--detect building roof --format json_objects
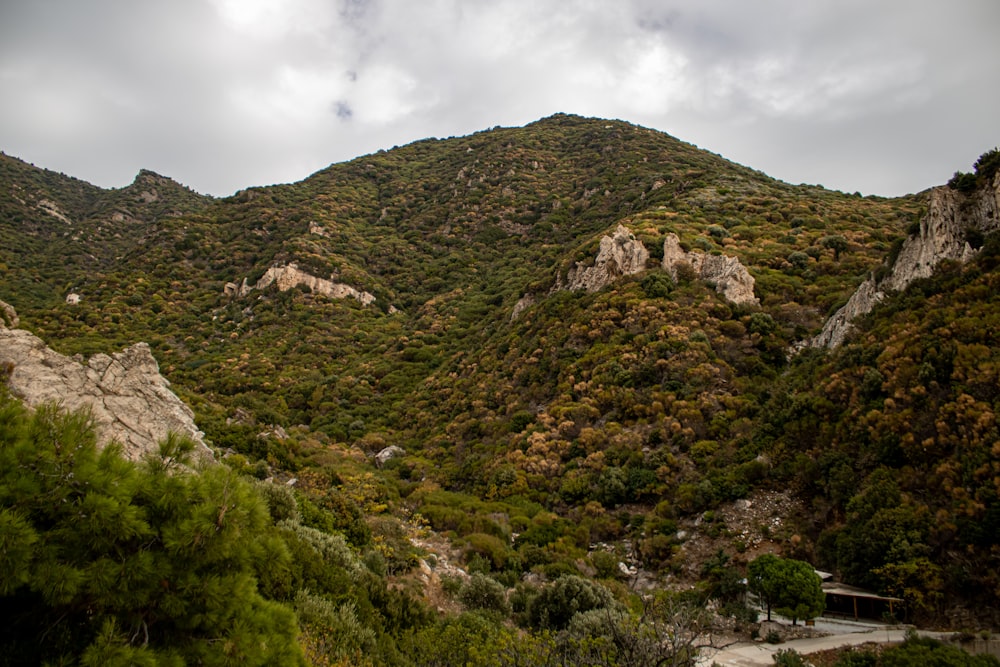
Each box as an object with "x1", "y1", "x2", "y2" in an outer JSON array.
[{"x1": 822, "y1": 582, "x2": 903, "y2": 602}]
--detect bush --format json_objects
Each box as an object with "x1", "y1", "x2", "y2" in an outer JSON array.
[
  {"x1": 462, "y1": 533, "x2": 511, "y2": 571},
  {"x1": 948, "y1": 171, "x2": 978, "y2": 193},
  {"x1": 773, "y1": 648, "x2": 807, "y2": 666},
  {"x1": 459, "y1": 573, "x2": 510, "y2": 615},
  {"x1": 528, "y1": 575, "x2": 614, "y2": 630}
]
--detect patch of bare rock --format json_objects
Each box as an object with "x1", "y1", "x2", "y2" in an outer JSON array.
[{"x1": 0, "y1": 300, "x2": 212, "y2": 462}]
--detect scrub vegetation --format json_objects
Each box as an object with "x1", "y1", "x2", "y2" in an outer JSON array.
[{"x1": 1, "y1": 117, "x2": 998, "y2": 664}]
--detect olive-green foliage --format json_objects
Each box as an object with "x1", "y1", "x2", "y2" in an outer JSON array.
[
  {"x1": 528, "y1": 575, "x2": 615, "y2": 630},
  {"x1": 459, "y1": 573, "x2": 511, "y2": 615},
  {"x1": 6, "y1": 117, "x2": 997, "y2": 624},
  {"x1": 0, "y1": 392, "x2": 305, "y2": 666},
  {"x1": 762, "y1": 240, "x2": 1000, "y2": 620},
  {"x1": 773, "y1": 648, "x2": 810, "y2": 667},
  {"x1": 747, "y1": 555, "x2": 824, "y2": 624},
  {"x1": 833, "y1": 635, "x2": 1000, "y2": 667},
  {"x1": 294, "y1": 590, "x2": 377, "y2": 664}
]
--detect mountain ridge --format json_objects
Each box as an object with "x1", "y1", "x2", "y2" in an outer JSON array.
[{"x1": 1, "y1": 117, "x2": 998, "y2": 629}]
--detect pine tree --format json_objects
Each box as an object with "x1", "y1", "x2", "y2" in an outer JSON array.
[{"x1": 0, "y1": 389, "x2": 306, "y2": 665}]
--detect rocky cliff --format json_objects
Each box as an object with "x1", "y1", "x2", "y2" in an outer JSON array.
[
  {"x1": 0, "y1": 302, "x2": 212, "y2": 462},
  {"x1": 661, "y1": 233, "x2": 758, "y2": 306},
  {"x1": 557, "y1": 224, "x2": 650, "y2": 292},
  {"x1": 806, "y1": 172, "x2": 1000, "y2": 348},
  {"x1": 226, "y1": 263, "x2": 376, "y2": 306}
]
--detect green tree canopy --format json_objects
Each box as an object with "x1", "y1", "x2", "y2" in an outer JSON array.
[
  {"x1": 0, "y1": 391, "x2": 305, "y2": 666},
  {"x1": 747, "y1": 554, "x2": 825, "y2": 625},
  {"x1": 528, "y1": 575, "x2": 615, "y2": 630}
]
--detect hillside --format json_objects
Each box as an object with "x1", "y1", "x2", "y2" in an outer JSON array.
[{"x1": 2, "y1": 115, "x2": 999, "y2": 647}]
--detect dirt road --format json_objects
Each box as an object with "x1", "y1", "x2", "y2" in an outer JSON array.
[{"x1": 699, "y1": 620, "x2": 946, "y2": 666}]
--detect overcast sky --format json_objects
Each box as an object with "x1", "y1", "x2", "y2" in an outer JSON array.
[{"x1": 1, "y1": 0, "x2": 997, "y2": 198}]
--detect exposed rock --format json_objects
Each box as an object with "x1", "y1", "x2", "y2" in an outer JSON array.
[
  {"x1": 308, "y1": 222, "x2": 329, "y2": 237},
  {"x1": 258, "y1": 425, "x2": 288, "y2": 441},
  {"x1": 661, "y1": 233, "x2": 759, "y2": 306},
  {"x1": 558, "y1": 224, "x2": 650, "y2": 292},
  {"x1": 510, "y1": 294, "x2": 535, "y2": 322},
  {"x1": 37, "y1": 198, "x2": 72, "y2": 224},
  {"x1": 804, "y1": 172, "x2": 1000, "y2": 349},
  {"x1": 0, "y1": 310, "x2": 212, "y2": 462},
  {"x1": 375, "y1": 445, "x2": 405, "y2": 467},
  {"x1": 232, "y1": 263, "x2": 376, "y2": 306},
  {"x1": 0, "y1": 299, "x2": 18, "y2": 328}
]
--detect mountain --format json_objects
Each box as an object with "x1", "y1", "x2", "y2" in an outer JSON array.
[{"x1": 1, "y1": 116, "x2": 998, "y2": 634}]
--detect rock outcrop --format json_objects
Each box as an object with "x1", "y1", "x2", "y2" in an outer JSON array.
[
  {"x1": 374, "y1": 445, "x2": 405, "y2": 468},
  {"x1": 558, "y1": 225, "x2": 650, "y2": 292},
  {"x1": 661, "y1": 233, "x2": 758, "y2": 306},
  {"x1": 805, "y1": 172, "x2": 1000, "y2": 349},
  {"x1": 0, "y1": 303, "x2": 212, "y2": 462},
  {"x1": 226, "y1": 263, "x2": 376, "y2": 306},
  {"x1": 0, "y1": 300, "x2": 17, "y2": 329},
  {"x1": 510, "y1": 294, "x2": 535, "y2": 322}
]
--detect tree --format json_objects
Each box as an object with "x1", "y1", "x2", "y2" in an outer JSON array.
[
  {"x1": 0, "y1": 392, "x2": 306, "y2": 665},
  {"x1": 747, "y1": 554, "x2": 784, "y2": 622},
  {"x1": 562, "y1": 592, "x2": 733, "y2": 667},
  {"x1": 773, "y1": 559, "x2": 826, "y2": 625},
  {"x1": 821, "y1": 235, "x2": 849, "y2": 261},
  {"x1": 747, "y1": 555, "x2": 824, "y2": 625}
]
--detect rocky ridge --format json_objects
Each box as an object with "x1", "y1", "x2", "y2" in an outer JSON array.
[
  {"x1": 806, "y1": 172, "x2": 1000, "y2": 348},
  {"x1": 0, "y1": 301, "x2": 212, "y2": 462},
  {"x1": 514, "y1": 224, "x2": 759, "y2": 320},
  {"x1": 226, "y1": 263, "x2": 376, "y2": 306},
  {"x1": 661, "y1": 233, "x2": 759, "y2": 306},
  {"x1": 557, "y1": 224, "x2": 650, "y2": 292}
]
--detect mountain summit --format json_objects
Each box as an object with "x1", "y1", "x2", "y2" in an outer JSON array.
[{"x1": 2, "y1": 119, "x2": 999, "y2": 631}]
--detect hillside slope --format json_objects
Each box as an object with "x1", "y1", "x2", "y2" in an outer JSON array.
[{"x1": 1, "y1": 116, "x2": 997, "y2": 623}]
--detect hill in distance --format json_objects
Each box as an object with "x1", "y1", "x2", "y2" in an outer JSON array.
[{"x1": 2, "y1": 114, "x2": 999, "y2": 638}]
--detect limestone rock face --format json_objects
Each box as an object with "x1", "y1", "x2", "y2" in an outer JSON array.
[
  {"x1": 0, "y1": 313, "x2": 211, "y2": 462},
  {"x1": 805, "y1": 172, "x2": 1000, "y2": 349},
  {"x1": 510, "y1": 294, "x2": 535, "y2": 322},
  {"x1": 661, "y1": 234, "x2": 758, "y2": 306},
  {"x1": 374, "y1": 445, "x2": 405, "y2": 468},
  {"x1": 561, "y1": 225, "x2": 649, "y2": 292},
  {"x1": 806, "y1": 279, "x2": 885, "y2": 349},
  {"x1": 0, "y1": 300, "x2": 17, "y2": 329},
  {"x1": 233, "y1": 263, "x2": 376, "y2": 306}
]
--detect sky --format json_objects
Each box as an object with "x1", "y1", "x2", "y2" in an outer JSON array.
[{"x1": 1, "y1": 0, "x2": 998, "y2": 198}]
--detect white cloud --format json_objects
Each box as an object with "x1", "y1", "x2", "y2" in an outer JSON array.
[{"x1": 0, "y1": 0, "x2": 997, "y2": 196}]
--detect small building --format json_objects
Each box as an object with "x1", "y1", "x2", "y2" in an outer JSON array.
[{"x1": 823, "y1": 582, "x2": 903, "y2": 621}]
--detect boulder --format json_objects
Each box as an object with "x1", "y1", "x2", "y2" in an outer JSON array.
[
  {"x1": 560, "y1": 225, "x2": 650, "y2": 292},
  {"x1": 0, "y1": 308, "x2": 212, "y2": 462},
  {"x1": 662, "y1": 233, "x2": 758, "y2": 306},
  {"x1": 232, "y1": 262, "x2": 376, "y2": 306},
  {"x1": 375, "y1": 445, "x2": 405, "y2": 467}
]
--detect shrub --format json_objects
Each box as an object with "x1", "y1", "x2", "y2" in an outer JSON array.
[
  {"x1": 528, "y1": 575, "x2": 614, "y2": 630},
  {"x1": 773, "y1": 648, "x2": 807, "y2": 666},
  {"x1": 462, "y1": 533, "x2": 511, "y2": 571},
  {"x1": 459, "y1": 573, "x2": 510, "y2": 615}
]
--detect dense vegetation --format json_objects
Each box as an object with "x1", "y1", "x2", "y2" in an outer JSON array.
[{"x1": 1, "y1": 116, "x2": 999, "y2": 661}]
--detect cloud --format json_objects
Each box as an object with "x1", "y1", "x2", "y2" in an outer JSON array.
[{"x1": 0, "y1": 0, "x2": 997, "y2": 196}]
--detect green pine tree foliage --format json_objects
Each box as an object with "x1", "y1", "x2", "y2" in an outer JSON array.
[
  {"x1": 747, "y1": 554, "x2": 824, "y2": 624},
  {"x1": 0, "y1": 389, "x2": 306, "y2": 666}
]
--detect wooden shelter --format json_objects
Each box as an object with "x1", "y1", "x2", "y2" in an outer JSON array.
[{"x1": 822, "y1": 582, "x2": 904, "y2": 621}]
